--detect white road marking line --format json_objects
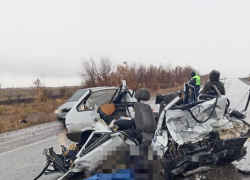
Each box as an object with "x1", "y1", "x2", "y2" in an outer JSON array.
[{"x1": 0, "y1": 133, "x2": 65, "y2": 157}]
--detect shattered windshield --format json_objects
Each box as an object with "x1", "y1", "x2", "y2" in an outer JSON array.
[{"x1": 67, "y1": 90, "x2": 87, "y2": 102}]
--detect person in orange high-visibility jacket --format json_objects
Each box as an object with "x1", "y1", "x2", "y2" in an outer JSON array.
[{"x1": 189, "y1": 70, "x2": 201, "y2": 102}]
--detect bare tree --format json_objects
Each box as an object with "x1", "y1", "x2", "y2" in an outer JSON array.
[
  {"x1": 98, "y1": 57, "x2": 113, "y2": 86},
  {"x1": 32, "y1": 78, "x2": 48, "y2": 102},
  {"x1": 33, "y1": 79, "x2": 42, "y2": 88},
  {"x1": 79, "y1": 57, "x2": 206, "y2": 92},
  {"x1": 80, "y1": 58, "x2": 98, "y2": 87}
]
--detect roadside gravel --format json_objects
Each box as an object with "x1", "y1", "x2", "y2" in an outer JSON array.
[{"x1": 0, "y1": 120, "x2": 66, "y2": 154}]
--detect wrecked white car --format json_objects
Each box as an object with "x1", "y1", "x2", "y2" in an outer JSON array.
[
  {"x1": 64, "y1": 80, "x2": 139, "y2": 143},
  {"x1": 35, "y1": 83, "x2": 250, "y2": 180}
]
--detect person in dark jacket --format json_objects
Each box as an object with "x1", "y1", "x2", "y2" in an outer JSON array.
[
  {"x1": 188, "y1": 70, "x2": 201, "y2": 102},
  {"x1": 201, "y1": 70, "x2": 225, "y2": 95}
]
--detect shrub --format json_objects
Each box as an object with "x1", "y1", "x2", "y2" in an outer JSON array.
[{"x1": 80, "y1": 58, "x2": 205, "y2": 92}]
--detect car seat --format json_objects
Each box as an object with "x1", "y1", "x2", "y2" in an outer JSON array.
[
  {"x1": 134, "y1": 88, "x2": 157, "y2": 146},
  {"x1": 98, "y1": 103, "x2": 127, "y2": 125}
]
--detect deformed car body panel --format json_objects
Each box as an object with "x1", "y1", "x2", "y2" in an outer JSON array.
[
  {"x1": 161, "y1": 135, "x2": 248, "y2": 180},
  {"x1": 165, "y1": 96, "x2": 228, "y2": 144}
]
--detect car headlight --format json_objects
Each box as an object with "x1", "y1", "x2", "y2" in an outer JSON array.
[{"x1": 54, "y1": 109, "x2": 58, "y2": 114}]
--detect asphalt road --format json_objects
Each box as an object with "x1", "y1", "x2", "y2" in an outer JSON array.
[
  {"x1": 0, "y1": 121, "x2": 69, "y2": 180},
  {"x1": 0, "y1": 78, "x2": 250, "y2": 180}
]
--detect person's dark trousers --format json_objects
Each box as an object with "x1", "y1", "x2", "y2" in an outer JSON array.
[
  {"x1": 194, "y1": 87, "x2": 200, "y2": 102},
  {"x1": 189, "y1": 88, "x2": 194, "y2": 103},
  {"x1": 190, "y1": 87, "x2": 200, "y2": 102}
]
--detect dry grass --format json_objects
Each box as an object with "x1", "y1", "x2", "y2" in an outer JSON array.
[
  {"x1": 0, "y1": 80, "x2": 208, "y2": 133},
  {"x1": 0, "y1": 99, "x2": 64, "y2": 133},
  {"x1": 0, "y1": 86, "x2": 80, "y2": 101}
]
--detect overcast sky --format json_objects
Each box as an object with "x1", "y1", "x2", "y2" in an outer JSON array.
[{"x1": 0, "y1": 0, "x2": 249, "y2": 88}]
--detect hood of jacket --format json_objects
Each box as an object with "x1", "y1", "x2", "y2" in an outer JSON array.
[
  {"x1": 209, "y1": 70, "x2": 220, "y2": 81},
  {"x1": 190, "y1": 71, "x2": 197, "y2": 77}
]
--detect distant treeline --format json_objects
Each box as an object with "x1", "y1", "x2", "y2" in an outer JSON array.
[
  {"x1": 0, "y1": 58, "x2": 209, "y2": 105},
  {"x1": 0, "y1": 86, "x2": 80, "y2": 105},
  {"x1": 81, "y1": 58, "x2": 209, "y2": 91}
]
